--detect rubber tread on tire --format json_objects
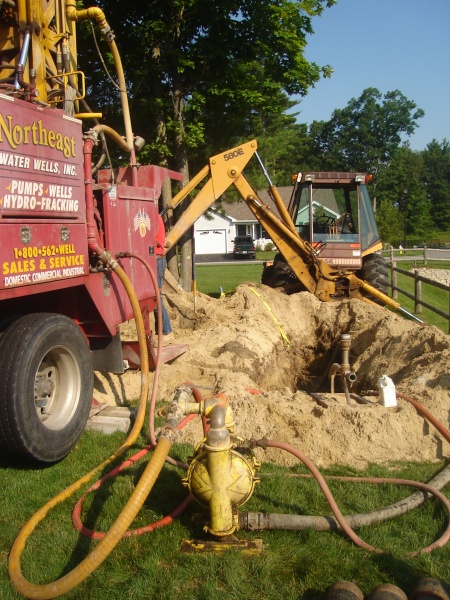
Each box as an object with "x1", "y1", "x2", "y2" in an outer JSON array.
[{"x1": 358, "y1": 253, "x2": 389, "y2": 301}]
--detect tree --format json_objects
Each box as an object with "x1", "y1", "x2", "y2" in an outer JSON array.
[
  {"x1": 375, "y1": 199, "x2": 403, "y2": 246},
  {"x1": 376, "y1": 147, "x2": 431, "y2": 245},
  {"x1": 421, "y1": 139, "x2": 450, "y2": 230},
  {"x1": 237, "y1": 91, "x2": 312, "y2": 189},
  {"x1": 308, "y1": 88, "x2": 424, "y2": 209},
  {"x1": 78, "y1": 0, "x2": 335, "y2": 289}
]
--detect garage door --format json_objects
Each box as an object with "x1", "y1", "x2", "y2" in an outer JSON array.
[{"x1": 195, "y1": 229, "x2": 227, "y2": 254}]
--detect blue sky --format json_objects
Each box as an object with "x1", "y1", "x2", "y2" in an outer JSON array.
[{"x1": 294, "y1": 0, "x2": 450, "y2": 151}]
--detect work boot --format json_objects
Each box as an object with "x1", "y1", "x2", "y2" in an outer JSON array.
[{"x1": 153, "y1": 332, "x2": 175, "y2": 347}]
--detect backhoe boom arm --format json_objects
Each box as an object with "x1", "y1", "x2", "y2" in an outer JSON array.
[{"x1": 164, "y1": 140, "x2": 337, "y2": 300}]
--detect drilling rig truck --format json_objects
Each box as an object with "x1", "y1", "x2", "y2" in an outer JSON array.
[{"x1": 0, "y1": 0, "x2": 186, "y2": 462}]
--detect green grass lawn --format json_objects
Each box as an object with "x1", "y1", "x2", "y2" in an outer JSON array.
[
  {"x1": 195, "y1": 251, "x2": 274, "y2": 297},
  {"x1": 196, "y1": 263, "x2": 264, "y2": 297},
  {"x1": 1, "y1": 430, "x2": 449, "y2": 599}
]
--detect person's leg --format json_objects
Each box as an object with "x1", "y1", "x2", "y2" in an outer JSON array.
[
  {"x1": 154, "y1": 257, "x2": 173, "y2": 335},
  {"x1": 160, "y1": 302, "x2": 172, "y2": 335}
]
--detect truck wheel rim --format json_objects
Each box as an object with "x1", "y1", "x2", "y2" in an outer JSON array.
[{"x1": 34, "y1": 346, "x2": 81, "y2": 431}]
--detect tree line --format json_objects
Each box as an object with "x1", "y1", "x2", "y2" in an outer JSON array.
[{"x1": 78, "y1": 0, "x2": 449, "y2": 282}]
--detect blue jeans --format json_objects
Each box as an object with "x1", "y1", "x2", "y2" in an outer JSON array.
[{"x1": 154, "y1": 256, "x2": 172, "y2": 335}]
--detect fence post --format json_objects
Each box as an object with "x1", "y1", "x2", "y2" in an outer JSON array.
[
  {"x1": 423, "y1": 245, "x2": 428, "y2": 266},
  {"x1": 414, "y1": 270, "x2": 422, "y2": 314},
  {"x1": 392, "y1": 260, "x2": 398, "y2": 300}
]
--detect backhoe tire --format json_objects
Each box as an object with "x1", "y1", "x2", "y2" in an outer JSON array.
[
  {"x1": 272, "y1": 254, "x2": 299, "y2": 288},
  {"x1": 359, "y1": 253, "x2": 389, "y2": 301},
  {"x1": 0, "y1": 313, "x2": 93, "y2": 463},
  {"x1": 261, "y1": 265, "x2": 275, "y2": 287},
  {"x1": 262, "y1": 254, "x2": 304, "y2": 290}
]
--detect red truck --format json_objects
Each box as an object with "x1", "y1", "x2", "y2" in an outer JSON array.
[{"x1": 0, "y1": 1, "x2": 183, "y2": 462}]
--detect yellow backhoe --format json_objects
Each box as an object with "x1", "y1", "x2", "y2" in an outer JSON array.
[{"x1": 163, "y1": 140, "x2": 420, "y2": 321}]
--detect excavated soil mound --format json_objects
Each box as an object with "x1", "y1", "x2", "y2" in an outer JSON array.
[{"x1": 95, "y1": 281, "x2": 450, "y2": 469}]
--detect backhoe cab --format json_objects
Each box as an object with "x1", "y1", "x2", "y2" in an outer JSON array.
[{"x1": 264, "y1": 171, "x2": 389, "y2": 298}]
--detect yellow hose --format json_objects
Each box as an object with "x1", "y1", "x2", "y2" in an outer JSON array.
[
  {"x1": 9, "y1": 263, "x2": 170, "y2": 599},
  {"x1": 65, "y1": 0, "x2": 135, "y2": 154},
  {"x1": 92, "y1": 124, "x2": 133, "y2": 152}
]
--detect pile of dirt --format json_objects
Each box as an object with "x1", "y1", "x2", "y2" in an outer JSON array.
[{"x1": 94, "y1": 282, "x2": 450, "y2": 469}]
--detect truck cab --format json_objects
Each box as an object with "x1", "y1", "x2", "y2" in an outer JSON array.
[{"x1": 232, "y1": 235, "x2": 256, "y2": 259}]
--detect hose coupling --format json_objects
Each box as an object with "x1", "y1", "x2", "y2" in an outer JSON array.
[
  {"x1": 107, "y1": 257, "x2": 119, "y2": 270},
  {"x1": 84, "y1": 128, "x2": 100, "y2": 144},
  {"x1": 167, "y1": 399, "x2": 185, "y2": 425},
  {"x1": 172, "y1": 385, "x2": 201, "y2": 416},
  {"x1": 157, "y1": 400, "x2": 184, "y2": 442},
  {"x1": 238, "y1": 438, "x2": 258, "y2": 450},
  {"x1": 254, "y1": 437, "x2": 269, "y2": 450},
  {"x1": 102, "y1": 27, "x2": 115, "y2": 43},
  {"x1": 157, "y1": 425, "x2": 178, "y2": 443}
]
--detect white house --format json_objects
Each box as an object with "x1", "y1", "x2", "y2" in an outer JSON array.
[{"x1": 193, "y1": 186, "x2": 293, "y2": 255}]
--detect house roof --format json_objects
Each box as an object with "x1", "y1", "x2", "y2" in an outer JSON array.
[
  {"x1": 221, "y1": 186, "x2": 293, "y2": 222},
  {"x1": 311, "y1": 189, "x2": 339, "y2": 214},
  {"x1": 218, "y1": 186, "x2": 339, "y2": 223}
]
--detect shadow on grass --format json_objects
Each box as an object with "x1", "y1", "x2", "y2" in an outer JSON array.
[
  {"x1": 61, "y1": 449, "x2": 192, "y2": 574},
  {"x1": 0, "y1": 449, "x2": 50, "y2": 471}
]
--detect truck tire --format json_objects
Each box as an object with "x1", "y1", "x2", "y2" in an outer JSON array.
[
  {"x1": 0, "y1": 313, "x2": 93, "y2": 462},
  {"x1": 359, "y1": 253, "x2": 389, "y2": 300}
]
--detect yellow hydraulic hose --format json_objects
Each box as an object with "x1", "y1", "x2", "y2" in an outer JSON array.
[
  {"x1": 8, "y1": 263, "x2": 169, "y2": 599},
  {"x1": 65, "y1": 0, "x2": 135, "y2": 155},
  {"x1": 92, "y1": 124, "x2": 133, "y2": 153}
]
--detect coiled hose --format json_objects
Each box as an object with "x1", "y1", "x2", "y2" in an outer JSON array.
[
  {"x1": 241, "y1": 392, "x2": 450, "y2": 555},
  {"x1": 8, "y1": 262, "x2": 173, "y2": 599},
  {"x1": 259, "y1": 439, "x2": 450, "y2": 556}
]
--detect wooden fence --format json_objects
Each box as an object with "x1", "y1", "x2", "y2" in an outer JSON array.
[
  {"x1": 385, "y1": 250, "x2": 450, "y2": 333},
  {"x1": 382, "y1": 246, "x2": 450, "y2": 264}
]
